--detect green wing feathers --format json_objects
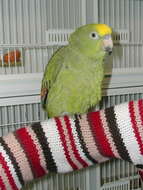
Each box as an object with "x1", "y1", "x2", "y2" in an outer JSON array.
[{"x1": 41, "y1": 47, "x2": 65, "y2": 110}]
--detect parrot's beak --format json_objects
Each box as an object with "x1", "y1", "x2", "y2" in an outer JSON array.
[{"x1": 103, "y1": 35, "x2": 113, "y2": 55}]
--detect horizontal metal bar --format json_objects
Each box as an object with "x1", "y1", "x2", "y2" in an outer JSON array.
[
  {"x1": 0, "y1": 44, "x2": 48, "y2": 48},
  {"x1": 0, "y1": 69, "x2": 143, "y2": 106},
  {"x1": 0, "y1": 120, "x2": 41, "y2": 128},
  {"x1": 0, "y1": 42, "x2": 143, "y2": 48}
]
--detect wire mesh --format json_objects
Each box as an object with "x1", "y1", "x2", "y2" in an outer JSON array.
[
  {"x1": 0, "y1": 0, "x2": 86, "y2": 75},
  {"x1": 98, "y1": 0, "x2": 143, "y2": 70},
  {"x1": 0, "y1": 0, "x2": 143, "y2": 74}
]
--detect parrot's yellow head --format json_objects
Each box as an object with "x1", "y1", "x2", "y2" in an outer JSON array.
[
  {"x1": 69, "y1": 23, "x2": 113, "y2": 59},
  {"x1": 94, "y1": 24, "x2": 112, "y2": 37}
]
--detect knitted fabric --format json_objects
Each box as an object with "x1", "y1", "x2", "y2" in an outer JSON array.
[{"x1": 0, "y1": 99, "x2": 143, "y2": 189}]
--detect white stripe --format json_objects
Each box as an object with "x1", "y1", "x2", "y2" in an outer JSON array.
[
  {"x1": 114, "y1": 103, "x2": 143, "y2": 165},
  {"x1": 69, "y1": 117, "x2": 93, "y2": 166},
  {"x1": 0, "y1": 144, "x2": 22, "y2": 189},
  {"x1": 41, "y1": 119, "x2": 73, "y2": 173}
]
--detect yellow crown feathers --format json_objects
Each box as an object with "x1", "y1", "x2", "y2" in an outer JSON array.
[{"x1": 95, "y1": 24, "x2": 112, "y2": 36}]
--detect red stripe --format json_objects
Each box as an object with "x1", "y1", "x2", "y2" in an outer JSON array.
[
  {"x1": 64, "y1": 116, "x2": 88, "y2": 168},
  {"x1": 0, "y1": 153, "x2": 18, "y2": 190},
  {"x1": 88, "y1": 111, "x2": 115, "y2": 157},
  {"x1": 129, "y1": 101, "x2": 143, "y2": 155},
  {"x1": 0, "y1": 175, "x2": 6, "y2": 190},
  {"x1": 15, "y1": 128, "x2": 46, "y2": 178},
  {"x1": 138, "y1": 99, "x2": 143, "y2": 127},
  {"x1": 54, "y1": 117, "x2": 78, "y2": 170},
  {"x1": 139, "y1": 170, "x2": 143, "y2": 181}
]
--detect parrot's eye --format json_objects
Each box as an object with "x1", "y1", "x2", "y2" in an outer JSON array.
[{"x1": 90, "y1": 32, "x2": 98, "y2": 40}]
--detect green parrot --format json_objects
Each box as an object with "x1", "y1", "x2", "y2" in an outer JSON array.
[{"x1": 41, "y1": 23, "x2": 113, "y2": 118}]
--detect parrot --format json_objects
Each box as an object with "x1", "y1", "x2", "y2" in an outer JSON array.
[{"x1": 41, "y1": 23, "x2": 113, "y2": 118}]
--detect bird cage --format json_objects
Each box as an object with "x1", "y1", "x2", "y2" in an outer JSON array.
[{"x1": 0, "y1": 0, "x2": 143, "y2": 190}]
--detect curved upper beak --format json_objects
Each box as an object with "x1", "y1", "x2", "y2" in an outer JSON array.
[{"x1": 103, "y1": 35, "x2": 113, "y2": 55}]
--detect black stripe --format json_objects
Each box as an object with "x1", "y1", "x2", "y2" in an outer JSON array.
[
  {"x1": 105, "y1": 107, "x2": 131, "y2": 162},
  {"x1": 74, "y1": 115, "x2": 97, "y2": 164},
  {"x1": 31, "y1": 122, "x2": 57, "y2": 173},
  {"x1": 136, "y1": 164, "x2": 143, "y2": 169},
  {"x1": 0, "y1": 137, "x2": 24, "y2": 185}
]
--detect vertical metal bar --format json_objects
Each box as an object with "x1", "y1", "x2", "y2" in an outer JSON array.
[
  {"x1": 137, "y1": 0, "x2": 140, "y2": 68},
  {"x1": 67, "y1": 0, "x2": 70, "y2": 28},
  {"x1": 55, "y1": 0, "x2": 58, "y2": 28},
  {"x1": 16, "y1": 105, "x2": 20, "y2": 129},
  {"x1": 72, "y1": 0, "x2": 75, "y2": 28},
  {"x1": 19, "y1": 0, "x2": 25, "y2": 73},
  {"x1": 61, "y1": 0, "x2": 64, "y2": 28},
  {"x1": 78, "y1": 0, "x2": 80, "y2": 26},
  {"x1": 4, "y1": 0, "x2": 10, "y2": 44},
  {"x1": 14, "y1": 0, "x2": 24, "y2": 73},
  {"x1": 7, "y1": 48, "x2": 11, "y2": 74},
  {"x1": 131, "y1": 0, "x2": 134, "y2": 43},
  {"x1": 100, "y1": 0, "x2": 104, "y2": 23},
  {"x1": 106, "y1": 0, "x2": 110, "y2": 25},
  {"x1": 35, "y1": 103, "x2": 39, "y2": 121},
  {"x1": 77, "y1": 171, "x2": 80, "y2": 189},
  {"x1": 19, "y1": 105, "x2": 22, "y2": 126},
  {"x1": 3, "y1": 106, "x2": 7, "y2": 135},
  {"x1": 3, "y1": 106, "x2": 7, "y2": 136},
  {"x1": 12, "y1": 0, "x2": 17, "y2": 44},
  {"x1": 126, "y1": 0, "x2": 130, "y2": 69},
  {"x1": 85, "y1": 169, "x2": 90, "y2": 190},
  {"x1": 34, "y1": 0, "x2": 38, "y2": 73},
  {"x1": 10, "y1": 105, "x2": 15, "y2": 132},
  {"x1": 116, "y1": 0, "x2": 120, "y2": 69},
  {"x1": 49, "y1": 0, "x2": 53, "y2": 29},
  {"x1": 66, "y1": 175, "x2": 70, "y2": 190},
  {"x1": 111, "y1": 0, "x2": 114, "y2": 27},
  {"x1": 24, "y1": 0, "x2": 31, "y2": 73},
  {"x1": 30, "y1": 0, "x2": 36, "y2": 73},
  {"x1": 55, "y1": 174, "x2": 59, "y2": 190},
  {"x1": 81, "y1": 0, "x2": 86, "y2": 25},
  {"x1": 41, "y1": 0, "x2": 47, "y2": 72},
  {"x1": 4, "y1": 0, "x2": 11, "y2": 74},
  {"x1": 123, "y1": 0, "x2": 125, "y2": 65},
  {"x1": 17, "y1": 0, "x2": 23, "y2": 44},
  {"x1": 0, "y1": 0, "x2": 4, "y2": 43},
  {"x1": 141, "y1": 1, "x2": 143, "y2": 43},
  {"x1": 103, "y1": 163, "x2": 106, "y2": 184},
  {"x1": 93, "y1": 0, "x2": 98, "y2": 22},
  {"x1": 23, "y1": 104, "x2": 27, "y2": 125},
  {"x1": 1, "y1": 107, "x2": 4, "y2": 136}
]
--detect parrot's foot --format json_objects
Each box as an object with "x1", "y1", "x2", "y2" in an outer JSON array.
[
  {"x1": 74, "y1": 114, "x2": 82, "y2": 119},
  {"x1": 61, "y1": 112, "x2": 82, "y2": 120},
  {"x1": 61, "y1": 112, "x2": 70, "y2": 116}
]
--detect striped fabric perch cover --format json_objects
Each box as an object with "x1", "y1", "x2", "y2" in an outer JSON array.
[{"x1": 0, "y1": 99, "x2": 143, "y2": 189}]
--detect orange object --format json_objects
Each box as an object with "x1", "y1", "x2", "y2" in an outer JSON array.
[{"x1": 3, "y1": 50, "x2": 21, "y2": 62}]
